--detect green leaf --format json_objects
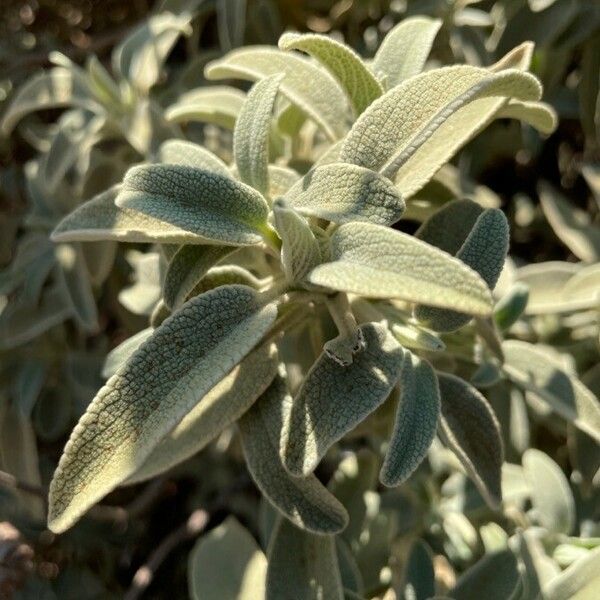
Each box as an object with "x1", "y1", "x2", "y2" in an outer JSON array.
[
  {"x1": 415, "y1": 208, "x2": 509, "y2": 332},
  {"x1": 380, "y1": 352, "x2": 440, "y2": 487},
  {"x1": 216, "y1": 0, "x2": 247, "y2": 50},
  {"x1": 279, "y1": 33, "x2": 383, "y2": 116},
  {"x1": 268, "y1": 164, "x2": 301, "y2": 197},
  {"x1": 543, "y1": 546, "x2": 600, "y2": 600},
  {"x1": 522, "y1": 449, "x2": 575, "y2": 535},
  {"x1": 340, "y1": 65, "x2": 541, "y2": 178},
  {"x1": 503, "y1": 340, "x2": 600, "y2": 443},
  {"x1": 48, "y1": 285, "x2": 277, "y2": 533},
  {"x1": 128, "y1": 342, "x2": 278, "y2": 484},
  {"x1": 401, "y1": 540, "x2": 435, "y2": 600},
  {"x1": 102, "y1": 328, "x2": 153, "y2": 379},
  {"x1": 496, "y1": 100, "x2": 557, "y2": 133},
  {"x1": 163, "y1": 245, "x2": 236, "y2": 310},
  {"x1": 539, "y1": 182, "x2": 600, "y2": 263},
  {"x1": 438, "y1": 373, "x2": 504, "y2": 509},
  {"x1": 234, "y1": 74, "x2": 282, "y2": 195},
  {"x1": 205, "y1": 47, "x2": 350, "y2": 141},
  {"x1": 238, "y1": 374, "x2": 349, "y2": 535},
  {"x1": 372, "y1": 16, "x2": 442, "y2": 88},
  {"x1": 187, "y1": 265, "x2": 262, "y2": 300},
  {"x1": 188, "y1": 516, "x2": 267, "y2": 600},
  {"x1": 86, "y1": 55, "x2": 121, "y2": 107},
  {"x1": 266, "y1": 517, "x2": 344, "y2": 600},
  {"x1": 285, "y1": 163, "x2": 405, "y2": 226},
  {"x1": 273, "y1": 200, "x2": 322, "y2": 284},
  {"x1": 308, "y1": 222, "x2": 493, "y2": 315},
  {"x1": 494, "y1": 282, "x2": 529, "y2": 330},
  {"x1": 450, "y1": 550, "x2": 520, "y2": 600},
  {"x1": 281, "y1": 322, "x2": 403, "y2": 476},
  {"x1": 115, "y1": 164, "x2": 270, "y2": 246},
  {"x1": 165, "y1": 86, "x2": 245, "y2": 129},
  {"x1": 157, "y1": 139, "x2": 230, "y2": 177}
]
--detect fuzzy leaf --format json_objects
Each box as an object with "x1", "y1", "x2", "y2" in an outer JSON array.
[
  {"x1": 157, "y1": 139, "x2": 230, "y2": 177},
  {"x1": 238, "y1": 374, "x2": 349, "y2": 535},
  {"x1": 102, "y1": 328, "x2": 153, "y2": 379},
  {"x1": 165, "y1": 86, "x2": 245, "y2": 129},
  {"x1": 281, "y1": 322, "x2": 403, "y2": 476},
  {"x1": 48, "y1": 285, "x2": 277, "y2": 533},
  {"x1": 279, "y1": 33, "x2": 383, "y2": 116},
  {"x1": 234, "y1": 74, "x2": 282, "y2": 195},
  {"x1": 372, "y1": 16, "x2": 442, "y2": 87},
  {"x1": 380, "y1": 352, "x2": 440, "y2": 487},
  {"x1": 129, "y1": 343, "x2": 278, "y2": 484},
  {"x1": 340, "y1": 65, "x2": 541, "y2": 178},
  {"x1": 205, "y1": 47, "x2": 350, "y2": 140},
  {"x1": 523, "y1": 449, "x2": 575, "y2": 535},
  {"x1": 189, "y1": 517, "x2": 267, "y2": 600},
  {"x1": 308, "y1": 222, "x2": 493, "y2": 315},
  {"x1": 497, "y1": 100, "x2": 557, "y2": 133},
  {"x1": 115, "y1": 164, "x2": 270, "y2": 246},
  {"x1": 285, "y1": 163, "x2": 405, "y2": 226},
  {"x1": 266, "y1": 518, "x2": 344, "y2": 600},
  {"x1": 438, "y1": 373, "x2": 504, "y2": 509},
  {"x1": 272, "y1": 201, "x2": 322, "y2": 284},
  {"x1": 163, "y1": 245, "x2": 236, "y2": 310},
  {"x1": 268, "y1": 165, "x2": 301, "y2": 197},
  {"x1": 187, "y1": 265, "x2": 262, "y2": 300},
  {"x1": 543, "y1": 546, "x2": 600, "y2": 600},
  {"x1": 503, "y1": 340, "x2": 600, "y2": 443},
  {"x1": 416, "y1": 208, "x2": 509, "y2": 332}
]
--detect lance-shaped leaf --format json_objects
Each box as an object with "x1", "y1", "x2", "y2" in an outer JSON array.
[
  {"x1": 157, "y1": 139, "x2": 230, "y2": 177},
  {"x1": 273, "y1": 200, "x2": 321, "y2": 284},
  {"x1": 415, "y1": 208, "x2": 509, "y2": 331},
  {"x1": 238, "y1": 374, "x2": 349, "y2": 534},
  {"x1": 380, "y1": 352, "x2": 440, "y2": 487},
  {"x1": 188, "y1": 517, "x2": 267, "y2": 600},
  {"x1": 187, "y1": 265, "x2": 262, "y2": 300},
  {"x1": 497, "y1": 100, "x2": 557, "y2": 133},
  {"x1": 268, "y1": 165, "x2": 301, "y2": 197},
  {"x1": 285, "y1": 163, "x2": 405, "y2": 226},
  {"x1": 102, "y1": 328, "x2": 153, "y2": 379},
  {"x1": 129, "y1": 343, "x2": 278, "y2": 484},
  {"x1": 308, "y1": 222, "x2": 493, "y2": 315},
  {"x1": 165, "y1": 86, "x2": 245, "y2": 129},
  {"x1": 438, "y1": 373, "x2": 504, "y2": 509},
  {"x1": 266, "y1": 518, "x2": 344, "y2": 600},
  {"x1": 234, "y1": 74, "x2": 282, "y2": 195},
  {"x1": 281, "y1": 323, "x2": 404, "y2": 476},
  {"x1": 502, "y1": 340, "x2": 600, "y2": 443},
  {"x1": 47, "y1": 285, "x2": 277, "y2": 533},
  {"x1": 372, "y1": 16, "x2": 442, "y2": 88},
  {"x1": 401, "y1": 540, "x2": 436, "y2": 600},
  {"x1": 205, "y1": 47, "x2": 350, "y2": 141},
  {"x1": 163, "y1": 245, "x2": 236, "y2": 310},
  {"x1": 115, "y1": 164, "x2": 270, "y2": 246},
  {"x1": 543, "y1": 546, "x2": 600, "y2": 600},
  {"x1": 340, "y1": 65, "x2": 541, "y2": 175},
  {"x1": 523, "y1": 449, "x2": 575, "y2": 535},
  {"x1": 279, "y1": 33, "x2": 383, "y2": 116}
]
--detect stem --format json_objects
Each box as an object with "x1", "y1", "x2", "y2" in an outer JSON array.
[{"x1": 325, "y1": 293, "x2": 358, "y2": 338}]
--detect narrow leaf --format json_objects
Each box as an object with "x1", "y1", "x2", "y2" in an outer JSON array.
[
  {"x1": 308, "y1": 222, "x2": 493, "y2": 315},
  {"x1": 497, "y1": 100, "x2": 557, "y2": 133},
  {"x1": 401, "y1": 540, "x2": 436, "y2": 600},
  {"x1": 380, "y1": 352, "x2": 440, "y2": 487},
  {"x1": 543, "y1": 546, "x2": 600, "y2": 600},
  {"x1": 238, "y1": 374, "x2": 349, "y2": 535},
  {"x1": 285, "y1": 163, "x2": 405, "y2": 226},
  {"x1": 157, "y1": 139, "x2": 230, "y2": 177},
  {"x1": 281, "y1": 322, "x2": 404, "y2": 476},
  {"x1": 48, "y1": 285, "x2": 277, "y2": 533},
  {"x1": 279, "y1": 33, "x2": 383, "y2": 115},
  {"x1": 438, "y1": 373, "x2": 504, "y2": 509}
]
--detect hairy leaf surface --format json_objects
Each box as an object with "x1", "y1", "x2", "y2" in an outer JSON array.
[{"x1": 157, "y1": 139, "x2": 230, "y2": 176}]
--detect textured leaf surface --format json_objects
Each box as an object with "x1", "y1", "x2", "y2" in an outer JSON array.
[
  {"x1": 102, "y1": 328, "x2": 153, "y2": 379},
  {"x1": 416, "y1": 208, "x2": 509, "y2": 331},
  {"x1": 239, "y1": 374, "x2": 349, "y2": 534},
  {"x1": 234, "y1": 74, "x2": 282, "y2": 195},
  {"x1": 273, "y1": 201, "x2": 321, "y2": 284},
  {"x1": 372, "y1": 16, "x2": 441, "y2": 88},
  {"x1": 205, "y1": 47, "x2": 350, "y2": 140},
  {"x1": 380, "y1": 352, "x2": 440, "y2": 487},
  {"x1": 48, "y1": 285, "x2": 277, "y2": 533},
  {"x1": 523, "y1": 449, "x2": 575, "y2": 535},
  {"x1": 308, "y1": 222, "x2": 493, "y2": 315},
  {"x1": 438, "y1": 373, "x2": 504, "y2": 509},
  {"x1": 129, "y1": 343, "x2": 278, "y2": 484},
  {"x1": 116, "y1": 164, "x2": 270, "y2": 246},
  {"x1": 503, "y1": 341, "x2": 600, "y2": 443},
  {"x1": 157, "y1": 139, "x2": 230, "y2": 177},
  {"x1": 189, "y1": 517, "x2": 267, "y2": 600},
  {"x1": 266, "y1": 517, "x2": 344, "y2": 600},
  {"x1": 497, "y1": 99, "x2": 557, "y2": 133},
  {"x1": 163, "y1": 245, "x2": 236, "y2": 310},
  {"x1": 281, "y1": 323, "x2": 403, "y2": 476},
  {"x1": 285, "y1": 163, "x2": 405, "y2": 226},
  {"x1": 279, "y1": 33, "x2": 382, "y2": 115}
]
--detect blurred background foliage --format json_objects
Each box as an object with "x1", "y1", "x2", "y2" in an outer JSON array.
[{"x1": 0, "y1": 0, "x2": 598, "y2": 598}]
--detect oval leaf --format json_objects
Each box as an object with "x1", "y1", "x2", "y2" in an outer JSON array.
[{"x1": 157, "y1": 139, "x2": 230, "y2": 177}]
